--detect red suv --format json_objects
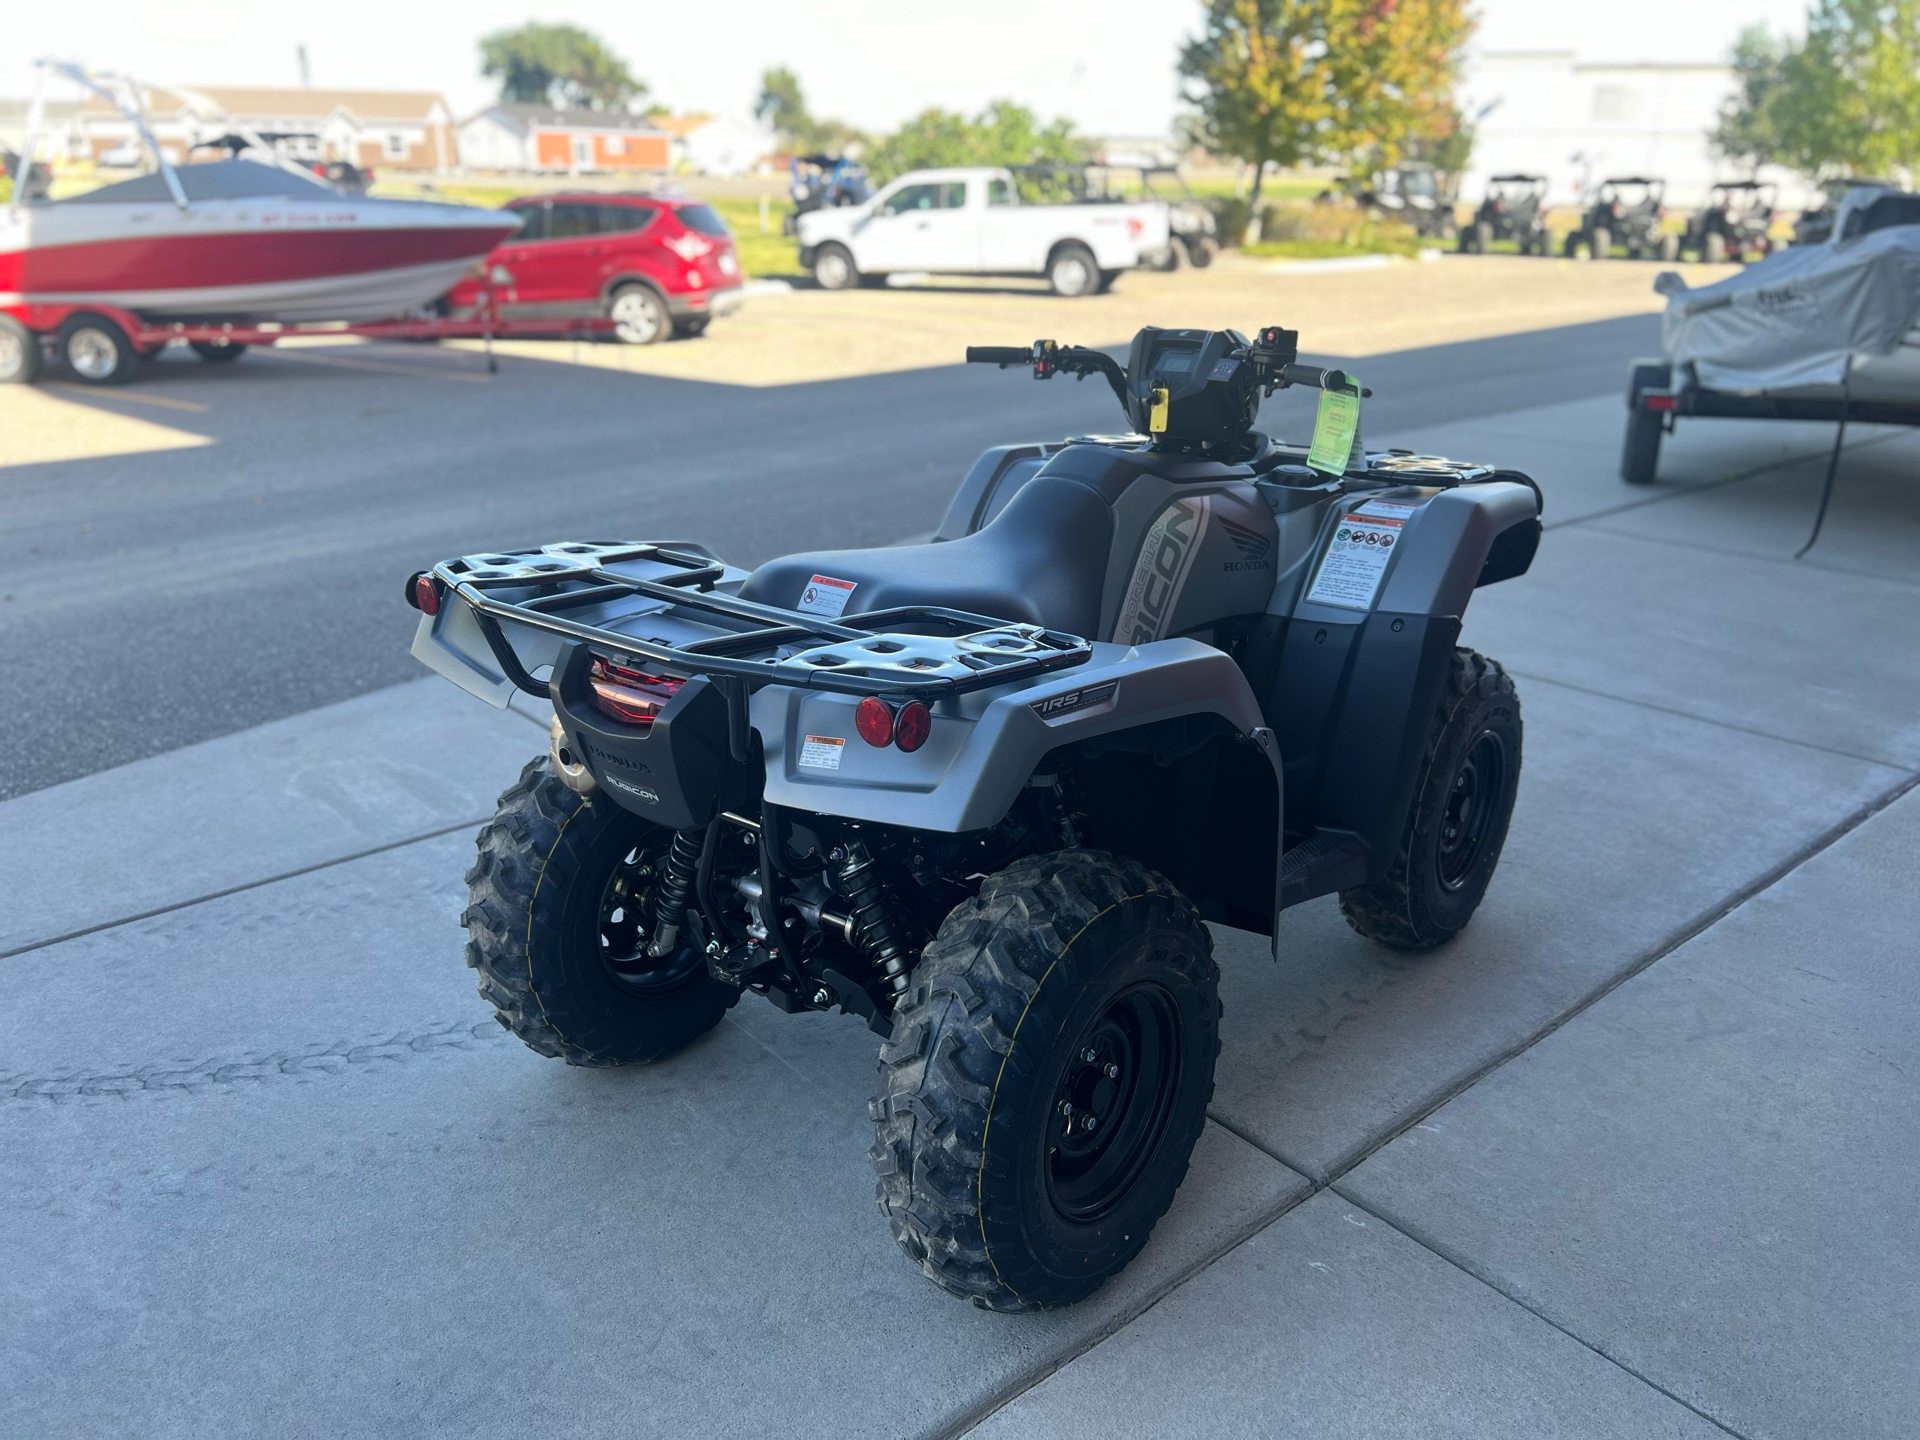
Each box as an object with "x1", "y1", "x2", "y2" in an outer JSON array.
[{"x1": 446, "y1": 193, "x2": 744, "y2": 344}]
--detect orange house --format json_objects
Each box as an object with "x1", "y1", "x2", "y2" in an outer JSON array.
[{"x1": 458, "y1": 104, "x2": 671, "y2": 173}]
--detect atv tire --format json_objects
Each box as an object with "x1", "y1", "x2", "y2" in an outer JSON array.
[
  {"x1": 1340, "y1": 650, "x2": 1521, "y2": 952},
  {"x1": 462, "y1": 756, "x2": 738, "y2": 1065},
  {"x1": 1590, "y1": 226, "x2": 1611, "y2": 261},
  {"x1": 1704, "y1": 232, "x2": 1727, "y2": 264},
  {"x1": 871, "y1": 850, "x2": 1220, "y2": 1311}
]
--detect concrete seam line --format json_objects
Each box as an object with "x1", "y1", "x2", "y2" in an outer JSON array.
[
  {"x1": 1505, "y1": 669, "x2": 1920, "y2": 775},
  {"x1": 0, "y1": 816, "x2": 486, "y2": 963},
  {"x1": 1320, "y1": 766, "x2": 1920, "y2": 1187},
  {"x1": 1326, "y1": 1186, "x2": 1755, "y2": 1440},
  {"x1": 1542, "y1": 427, "x2": 1907, "y2": 533},
  {"x1": 936, "y1": 1176, "x2": 1317, "y2": 1440},
  {"x1": 1575, "y1": 522, "x2": 1920, "y2": 591}
]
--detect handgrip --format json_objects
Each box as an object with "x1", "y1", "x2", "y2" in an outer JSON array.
[
  {"x1": 966, "y1": 346, "x2": 1032, "y2": 365},
  {"x1": 1279, "y1": 363, "x2": 1373, "y2": 398}
]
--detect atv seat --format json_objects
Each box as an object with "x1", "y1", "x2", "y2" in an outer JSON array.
[{"x1": 740, "y1": 474, "x2": 1114, "y2": 640}]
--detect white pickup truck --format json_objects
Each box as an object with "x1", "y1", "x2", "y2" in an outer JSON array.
[{"x1": 795, "y1": 166, "x2": 1171, "y2": 296}]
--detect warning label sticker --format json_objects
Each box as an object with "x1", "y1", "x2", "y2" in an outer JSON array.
[
  {"x1": 1305, "y1": 514, "x2": 1403, "y2": 610},
  {"x1": 797, "y1": 575, "x2": 856, "y2": 618},
  {"x1": 798, "y1": 735, "x2": 845, "y2": 770}
]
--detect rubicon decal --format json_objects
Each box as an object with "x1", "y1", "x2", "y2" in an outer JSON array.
[
  {"x1": 1030, "y1": 681, "x2": 1120, "y2": 721},
  {"x1": 1112, "y1": 497, "x2": 1212, "y2": 645}
]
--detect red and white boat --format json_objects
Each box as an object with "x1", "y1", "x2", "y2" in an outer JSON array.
[
  {"x1": 0, "y1": 159, "x2": 520, "y2": 323},
  {"x1": 1, "y1": 62, "x2": 518, "y2": 325}
]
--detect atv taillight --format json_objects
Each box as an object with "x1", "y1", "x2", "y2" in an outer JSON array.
[
  {"x1": 587, "y1": 658, "x2": 683, "y2": 728},
  {"x1": 855, "y1": 696, "x2": 894, "y2": 747},
  {"x1": 410, "y1": 573, "x2": 440, "y2": 615},
  {"x1": 894, "y1": 700, "x2": 932, "y2": 753}
]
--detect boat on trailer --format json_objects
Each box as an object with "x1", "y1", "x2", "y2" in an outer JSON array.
[{"x1": 1, "y1": 61, "x2": 533, "y2": 383}]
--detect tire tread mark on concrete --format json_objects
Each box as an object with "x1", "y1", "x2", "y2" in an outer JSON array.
[
  {"x1": 0, "y1": 816, "x2": 485, "y2": 965},
  {"x1": 0, "y1": 1019, "x2": 508, "y2": 1104}
]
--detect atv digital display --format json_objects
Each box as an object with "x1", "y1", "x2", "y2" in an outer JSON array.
[{"x1": 1153, "y1": 349, "x2": 1197, "y2": 377}]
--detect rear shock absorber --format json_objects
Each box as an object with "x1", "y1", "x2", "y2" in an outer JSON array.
[
  {"x1": 832, "y1": 841, "x2": 917, "y2": 998},
  {"x1": 645, "y1": 827, "x2": 705, "y2": 957}
]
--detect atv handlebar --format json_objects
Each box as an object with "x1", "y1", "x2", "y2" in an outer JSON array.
[
  {"x1": 965, "y1": 346, "x2": 1034, "y2": 366},
  {"x1": 1276, "y1": 363, "x2": 1373, "y2": 398}
]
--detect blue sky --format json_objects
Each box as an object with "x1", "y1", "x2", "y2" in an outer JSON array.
[{"x1": 8, "y1": 1, "x2": 1811, "y2": 134}]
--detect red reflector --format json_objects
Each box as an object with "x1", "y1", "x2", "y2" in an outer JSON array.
[
  {"x1": 587, "y1": 658, "x2": 683, "y2": 727},
  {"x1": 894, "y1": 700, "x2": 932, "y2": 753},
  {"x1": 412, "y1": 573, "x2": 440, "y2": 615},
  {"x1": 1644, "y1": 395, "x2": 1676, "y2": 412},
  {"x1": 855, "y1": 696, "x2": 894, "y2": 747}
]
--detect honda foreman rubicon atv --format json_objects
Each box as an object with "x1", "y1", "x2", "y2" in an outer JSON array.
[{"x1": 405, "y1": 324, "x2": 1543, "y2": 1311}]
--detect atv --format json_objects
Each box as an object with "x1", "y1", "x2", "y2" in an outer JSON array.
[
  {"x1": 1568, "y1": 177, "x2": 1677, "y2": 262},
  {"x1": 1684, "y1": 181, "x2": 1778, "y2": 263},
  {"x1": 405, "y1": 323, "x2": 1543, "y2": 1312},
  {"x1": 1462, "y1": 175, "x2": 1549, "y2": 255}
]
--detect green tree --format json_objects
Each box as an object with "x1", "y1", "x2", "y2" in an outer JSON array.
[
  {"x1": 1714, "y1": 1, "x2": 1920, "y2": 179},
  {"x1": 479, "y1": 22, "x2": 645, "y2": 111},
  {"x1": 869, "y1": 101, "x2": 1082, "y2": 181},
  {"x1": 756, "y1": 66, "x2": 809, "y2": 143},
  {"x1": 1178, "y1": 0, "x2": 1474, "y2": 218}
]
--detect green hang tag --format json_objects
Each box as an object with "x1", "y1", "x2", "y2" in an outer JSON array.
[{"x1": 1307, "y1": 376, "x2": 1361, "y2": 475}]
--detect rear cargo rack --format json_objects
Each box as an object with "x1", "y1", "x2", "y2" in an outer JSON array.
[{"x1": 430, "y1": 541, "x2": 1093, "y2": 702}]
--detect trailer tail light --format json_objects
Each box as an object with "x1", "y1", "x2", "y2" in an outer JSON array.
[
  {"x1": 587, "y1": 658, "x2": 684, "y2": 728},
  {"x1": 1644, "y1": 394, "x2": 1676, "y2": 412},
  {"x1": 409, "y1": 573, "x2": 440, "y2": 615},
  {"x1": 893, "y1": 700, "x2": 932, "y2": 753},
  {"x1": 855, "y1": 696, "x2": 894, "y2": 747}
]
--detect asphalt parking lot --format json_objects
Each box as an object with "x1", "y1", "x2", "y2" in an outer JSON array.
[{"x1": 2, "y1": 254, "x2": 1915, "y2": 1437}]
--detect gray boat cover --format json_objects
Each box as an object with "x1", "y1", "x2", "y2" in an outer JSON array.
[
  {"x1": 1657, "y1": 188, "x2": 1920, "y2": 391},
  {"x1": 60, "y1": 158, "x2": 333, "y2": 205}
]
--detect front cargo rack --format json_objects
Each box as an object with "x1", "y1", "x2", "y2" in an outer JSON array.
[{"x1": 423, "y1": 541, "x2": 1094, "y2": 703}]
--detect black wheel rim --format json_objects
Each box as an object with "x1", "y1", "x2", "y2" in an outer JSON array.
[
  {"x1": 597, "y1": 844, "x2": 707, "y2": 993},
  {"x1": 1438, "y1": 731, "x2": 1507, "y2": 890},
  {"x1": 1045, "y1": 983, "x2": 1182, "y2": 1224}
]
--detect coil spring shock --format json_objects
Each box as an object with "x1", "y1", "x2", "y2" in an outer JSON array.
[
  {"x1": 833, "y1": 841, "x2": 917, "y2": 996},
  {"x1": 645, "y1": 827, "x2": 705, "y2": 958}
]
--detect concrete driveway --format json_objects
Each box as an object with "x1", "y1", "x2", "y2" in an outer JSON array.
[{"x1": 2, "y1": 261, "x2": 1914, "y2": 1437}]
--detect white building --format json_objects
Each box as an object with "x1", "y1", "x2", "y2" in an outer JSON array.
[
  {"x1": 1458, "y1": 51, "x2": 1815, "y2": 210},
  {"x1": 660, "y1": 114, "x2": 775, "y2": 177}
]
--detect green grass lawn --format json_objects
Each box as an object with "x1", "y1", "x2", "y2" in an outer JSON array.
[{"x1": 704, "y1": 196, "x2": 805, "y2": 279}]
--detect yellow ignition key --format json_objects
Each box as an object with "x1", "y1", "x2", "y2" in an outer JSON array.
[{"x1": 1149, "y1": 386, "x2": 1170, "y2": 434}]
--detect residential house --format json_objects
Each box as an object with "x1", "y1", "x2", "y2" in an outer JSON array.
[
  {"x1": 79, "y1": 86, "x2": 455, "y2": 171},
  {"x1": 457, "y1": 105, "x2": 672, "y2": 173}
]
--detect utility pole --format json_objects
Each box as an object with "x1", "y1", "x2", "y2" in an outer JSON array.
[{"x1": 297, "y1": 43, "x2": 311, "y2": 89}]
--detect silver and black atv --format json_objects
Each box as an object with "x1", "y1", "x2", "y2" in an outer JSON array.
[{"x1": 404, "y1": 323, "x2": 1542, "y2": 1311}]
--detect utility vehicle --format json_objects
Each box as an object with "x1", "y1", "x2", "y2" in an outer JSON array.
[
  {"x1": 1683, "y1": 181, "x2": 1778, "y2": 263},
  {"x1": 1568, "y1": 178, "x2": 1676, "y2": 261},
  {"x1": 1463, "y1": 175, "x2": 1549, "y2": 255},
  {"x1": 1347, "y1": 161, "x2": 1457, "y2": 242},
  {"x1": 405, "y1": 323, "x2": 1543, "y2": 1311}
]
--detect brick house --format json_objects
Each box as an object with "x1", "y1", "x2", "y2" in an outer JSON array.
[
  {"x1": 80, "y1": 86, "x2": 456, "y2": 171},
  {"x1": 457, "y1": 105, "x2": 672, "y2": 173}
]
